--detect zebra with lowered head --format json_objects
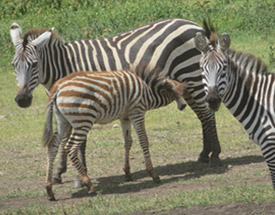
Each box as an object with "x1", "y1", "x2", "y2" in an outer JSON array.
[
  {"x1": 43, "y1": 67, "x2": 187, "y2": 201},
  {"x1": 194, "y1": 21, "x2": 275, "y2": 190},
  {"x1": 10, "y1": 18, "x2": 222, "y2": 186}
]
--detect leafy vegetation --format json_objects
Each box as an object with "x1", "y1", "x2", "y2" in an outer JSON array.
[
  {"x1": 0, "y1": 0, "x2": 274, "y2": 71},
  {"x1": 0, "y1": 0, "x2": 274, "y2": 214}
]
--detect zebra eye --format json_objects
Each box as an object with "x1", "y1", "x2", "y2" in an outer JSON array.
[
  {"x1": 223, "y1": 65, "x2": 227, "y2": 70},
  {"x1": 32, "y1": 62, "x2": 38, "y2": 67}
]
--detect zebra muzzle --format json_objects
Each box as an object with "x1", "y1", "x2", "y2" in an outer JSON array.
[
  {"x1": 206, "y1": 86, "x2": 221, "y2": 112},
  {"x1": 14, "y1": 93, "x2": 33, "y2": 108}
]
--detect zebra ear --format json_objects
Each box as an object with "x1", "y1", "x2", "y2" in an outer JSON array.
[
  {"x1": 31, "y1": 29, "x2": 53, "y2": 48},
  {"x1": 218, "y1": 33, "x2": 230, "y2": 51},
  {"x1": 194, "y1": 32, "x2": 210, "y2": 53},
  {"x1": 10, "y1": 22, "x2": 23, "y2": 46}
]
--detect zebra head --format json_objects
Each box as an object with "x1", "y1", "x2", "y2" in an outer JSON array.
[
  {"x1": 10, "y1": 23, "x2": 53, "y2": 108},
  {"x1": 194, "y1": 31, "x2": 231, "y2": 112}
]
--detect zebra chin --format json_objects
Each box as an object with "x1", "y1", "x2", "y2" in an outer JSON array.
[
  {"x1": 14, "y1": 94, "x2": 33, "y2": 108},
  {"x1": 207, "y1": 101, "x2": 221, "y2": 112}
]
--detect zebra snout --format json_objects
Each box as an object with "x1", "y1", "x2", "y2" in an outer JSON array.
[
  {"x1": 15, "y1": 93, "x2": 33, "y2": 108},
  {"x1": 206, "y1": 87, "x2": 221, "y2": 112},
  {"x1": 178, "y1": 103, "x2": 186, "y2": 111}
]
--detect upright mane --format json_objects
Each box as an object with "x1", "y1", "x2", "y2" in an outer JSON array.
[
  {"x1": 203, "y1": 19, "x2": 218, "y2": 46},
  {"x1": 23, "y1": 28, "x2": 63, "y2": 49}
]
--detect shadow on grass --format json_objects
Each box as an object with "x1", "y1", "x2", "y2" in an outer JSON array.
[{"x1": 70, "y1": 155, "x2": 264, "y2": 199}]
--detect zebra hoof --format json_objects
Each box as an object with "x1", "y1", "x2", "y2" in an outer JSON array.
[
  {"x1": 52, "y1": 177, "x2": 62, "y2": 184},
  {"x1": 48, "y1": 195, "x2": 56, "y2": 201},
  {"x1": 74, "y1": 180, "x2": 84, "y2": 188},
  {"x1": 197, "y1": 155, "x2": 209, "y2": 164},
  {"x1": 46, "y1": 185, "x2": 56, "y2": 201},
  {"x1": 209, "y1": 157, "x2": 222, "y2": 167},
  {"x1": 88, "y1": 186, "x2": 96, "y2": 195},
  {"x1": 125, "y1": 174, "x2": 133, "y2": 182},
  {"x1": 153, "y1": 176, "x2": 161, "y2": 184}
]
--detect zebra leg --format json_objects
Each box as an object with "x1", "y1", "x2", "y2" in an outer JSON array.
[
  {"x1": 120, "y1": 118, "x2": 133, "y2": 181},
  {"x1": 65, "y1": 130, "x2": 95, "y2": 194},
  {"x1": 45, "y1": 131, "x2": 60, "y2": 201},
  {"x1": 130, "y1": 114, "x2": 160, "y2": 183},
  {"x1": 73, "y1": 140, "x2": 88, "y2": 188},
  {"x1": 203, "y1": 113, "x2": 221, "y2": 167},
  {"x1": 53, "y1": 127, "x2": 71, "y2": 184},
  {"x1": 183, "y1": 91, "x2": 221, "y2": 166},
  {"x1": 262, "y1": 148, "x2": 275, "y2": 190},
  {"x1": 267, "y1": 161, "x2": 275, "y2": 190}
]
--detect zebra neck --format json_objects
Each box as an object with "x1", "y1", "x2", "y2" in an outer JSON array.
[
  {"x1": 222, "y1": 57, "x2": 274, "y2": 137},
  {"x1": 145, "y1": 87, "x2": 174, "y2": 110},
  {"x1": 40, "y1": 40, "x2": 74, "y2": 90}
]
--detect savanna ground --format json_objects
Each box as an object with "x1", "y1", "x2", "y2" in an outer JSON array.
[{"x1": 0, "y1": 0, "x2": 275, "y2": 214}]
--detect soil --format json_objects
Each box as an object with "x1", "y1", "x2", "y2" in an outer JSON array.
[
  {"x1": 1, "y1": 155, "x2": 274, "y2": 214},
  {"x1": 0, "y1": 125, "x2": 274, "y2": 214}
]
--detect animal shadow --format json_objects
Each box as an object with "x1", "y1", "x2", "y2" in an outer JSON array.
[{"x1": 71, "y1": 155, "x2": 264, "y2": 198}]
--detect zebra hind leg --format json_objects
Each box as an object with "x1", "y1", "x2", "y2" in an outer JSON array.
[
  {"x1": 45, "y1": 131, "x2": 60, "y2": 201},
  {"x1": 65, "y1": 130, "x2": 95, "y2": 194},
  {"x1": 263, "y1": 152, "x2": 275, "y2": 190},
  {"x1": 53, "y1": 127, "x2": 71, "y2": 184},
  {"x1": 130, "y1": 114, "x2": 160, "y2": 183},
  {"x1": 120, "y1": 118, "x2": 134, "y2": 181},
  {"x1": 73, "y1": 140, "x2": 88, "y2": 188}
]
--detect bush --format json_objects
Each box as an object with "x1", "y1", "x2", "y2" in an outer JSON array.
[{"x1": 0, "y1": 0, "x2": 274, "y2": 72}]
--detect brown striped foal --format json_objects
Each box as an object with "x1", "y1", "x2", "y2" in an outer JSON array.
[{"x1": 43, "y1": 69, "x2": 187, "y2": 201}]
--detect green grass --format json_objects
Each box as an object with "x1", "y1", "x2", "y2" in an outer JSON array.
[
  {"x1": 0, "y1": 184, "x2": 274, "y2": 215},
  {"x1": 0, "y1": 0, "x2": 275, "y2": 214}
]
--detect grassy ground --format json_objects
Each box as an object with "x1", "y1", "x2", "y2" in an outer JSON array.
[{"x1": 0, "y1": 0, "x2": 275, "y2": 214}]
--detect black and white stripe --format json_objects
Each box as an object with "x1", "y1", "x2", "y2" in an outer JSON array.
[
  {"x1": 195, "y1": 29, "x2": 275, "y2": 190},
  {"x1": 43, "y1": 69, "x2": 186, "y2": 201},
  {"x1": 10, "y1": 18, "x2": 223, "y2": 184}
]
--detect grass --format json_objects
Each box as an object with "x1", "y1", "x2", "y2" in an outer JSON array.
[
  {"x1": 0, "y1": 184, "x2": 274, "y2": 215},
  {"x1": 0, "y1": 0, "x2": 275, "y2": 214}
]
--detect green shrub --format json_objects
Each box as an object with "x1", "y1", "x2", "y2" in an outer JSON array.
[{"x1": 0, "y1": 0, "x2": 274, "y2": 73}]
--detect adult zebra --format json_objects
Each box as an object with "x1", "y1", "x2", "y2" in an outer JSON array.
[
  {"x1": 10, "y1": 18, "x2": 222, "y2": 185},
  {"x1": 43, "y1": 68, "x2": 187, "y2": 201},
  {"x1": 194, "y1": 23, "x2": 275, "y2": 189}
]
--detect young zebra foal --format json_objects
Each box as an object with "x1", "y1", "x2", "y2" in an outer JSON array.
[{"x1": 43, "y1": 69, "x2": 186, "y2": 201}]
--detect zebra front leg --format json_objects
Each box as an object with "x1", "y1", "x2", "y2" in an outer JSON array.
[
  {"x1": 120, "y1": 118, "x2": 133, "y2": 181},
  {"x1": 65, "y1": 130, "x2": 95, "y2": 194},
  {"x1": 203, "y1": 113, "x2": 221, "y2": 167},
  {"x1": 183, "y1": 92, "x2": 221, "y2": 166},
  {"x1": 130, "y1": 114, "x2": 160, "y2": 183},
  {"x1": 45, "y1": 132, "x2": 60, "y2": 201}
]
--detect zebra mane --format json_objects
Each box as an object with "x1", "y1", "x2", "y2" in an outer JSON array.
[
  {"x1": 23, "y1": 28, "x2": 63, "y2": 49},
  {"x1": 203, "y1": 18, "x2": 218, "y2": 46},
  {"x1": 227, "y1": 49, "x2": 268, "y2": 75}
]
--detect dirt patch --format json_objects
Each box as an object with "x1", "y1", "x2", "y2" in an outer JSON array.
[
  {"x1": 0, "y1": 126, "x2": 273, "y2": 214},
  {"x1": 0, "y1": 154, "x2": 273, "y2": 214},
  {"x1": 132, "y1": 202, "x2": 275, "y2": 215}
]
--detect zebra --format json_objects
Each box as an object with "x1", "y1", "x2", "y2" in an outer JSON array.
[
  {"x1": 10, "y1": 18, "x2": 222, "y2": 186},
  {"x1": 43, "y1": 68, "x2": 187, "y2": 201},
  {"x1": 194, "y1": 22, "x2": 275, "y2": 190}
]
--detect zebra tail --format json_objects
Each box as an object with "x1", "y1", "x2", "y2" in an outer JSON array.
[{"x1": 42, "y1": 91, "x2": 58, "y2": 147}]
